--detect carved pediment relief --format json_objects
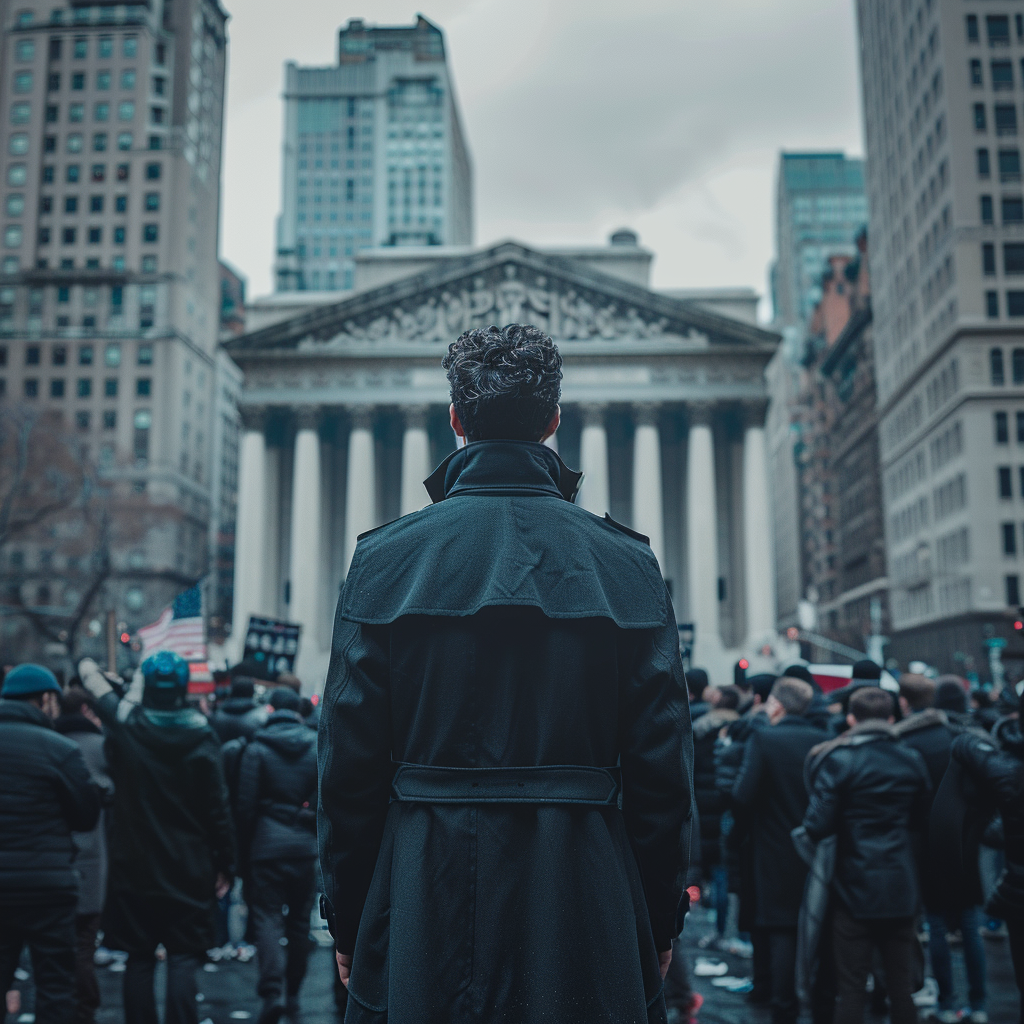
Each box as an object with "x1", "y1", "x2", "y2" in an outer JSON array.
[{"x1": 307, "y1": 263, "x2": 695, "y2": 349}]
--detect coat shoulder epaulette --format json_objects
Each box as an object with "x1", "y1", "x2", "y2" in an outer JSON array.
[
  {"x1": 356, "y1": 516, "x2": 404, "y2": 542},
  {"x1": 603, "y1": 513, "x2": 650, "y2": 546}
]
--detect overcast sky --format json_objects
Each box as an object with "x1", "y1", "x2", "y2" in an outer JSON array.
[{"x1": 220, "y1": 0, "x2": 864, "y2": 316}]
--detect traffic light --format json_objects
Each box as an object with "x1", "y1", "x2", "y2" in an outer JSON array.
[{"x1": 734, "y1": 659, "x2": 748, "y2": 688}]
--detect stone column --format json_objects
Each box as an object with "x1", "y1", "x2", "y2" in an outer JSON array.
[
  {"x1": 687, "y1": 404, "x2": 723, "y2": 665},
  {"x1": 400, "y1": 405, "x2": 431, "y2": 516},
  {"x1": 231, "y1": 409, "x2": 268, "y2": 661},
  {"x1": 343, "y1": 408, "x2": 376, "y2": 573},
  {"x1": 578, "y1": 404, "x2": 609, "y2": 514},
  {"x1": 632, "y1": 404, "x2": 665, "y2": 568},
  {"x1": 743, "y1": 403, "x2": 776, "y2": 644},
  {"x1": 288, "y1": 409, "x2": 322, "y2": 658}
]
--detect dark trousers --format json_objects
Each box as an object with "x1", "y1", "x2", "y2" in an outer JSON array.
[
  {"x1": 767, "y1": 927, "x2": 799, "y2": 1024},
  {"x1": 810, "y1": 905, "x2": 837, "y2": 1024},
  {"x1": 1008, "y1": 916, "x2": 1024, "y2": 1024},
  {"x1": 927, "y1": 906, "x2": 986, "y2": 1012},
  {"x1": 74, "y1": 912, "x2": 101, "y2": 1024},
  {"x1": 751, "y1": 926, "x2": 772, "y2": 999},
  {"x1": 123, "y1": 952, "x2": 201, "y2": 1024},
  {"x1": 0, "y1": 900, "x2": 76, "y2": 1024},
  {"x1": 249, "y1": 858, "x2": 316, "y2": 1005},
  {"x1": 832, "y1": 906, "x2": 917, "y2": 1024},
  {"x1": 662, "y1": 936, "x2": 693, "y2": 1010}
]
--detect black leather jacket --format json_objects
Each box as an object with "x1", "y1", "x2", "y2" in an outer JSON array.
[
  {"x1": 803, "y1": 721, "x2": 931, "y2": 919},
  {"x1": 952, "y1": 717, "x2": 1024, "y2": 918}
]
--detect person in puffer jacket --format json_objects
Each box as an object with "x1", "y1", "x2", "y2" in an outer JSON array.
[
  {"x1": 236, "y1": 688, "x2": 318, "y2": 1024},
  {"x1": 950, "y1": 690, "x2": 1024, "y2": 1023}
]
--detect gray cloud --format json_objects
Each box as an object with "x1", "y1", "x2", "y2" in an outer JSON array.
[{"x1": 220, "y1": 0, "x2": 864, "y2": 304}]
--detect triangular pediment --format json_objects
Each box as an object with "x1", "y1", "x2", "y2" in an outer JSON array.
[{"x1": 227, "y1": 241, "x2": 778, "y2": 354}]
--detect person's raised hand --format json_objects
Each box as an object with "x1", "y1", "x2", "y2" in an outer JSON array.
[{"x1": 336, "y1": 952, "x2": 352, "y2": 987}]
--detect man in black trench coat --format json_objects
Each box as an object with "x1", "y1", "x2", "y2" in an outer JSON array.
[{"x1": 318, "y1": 323, "x2": 693, "y2": 1024}]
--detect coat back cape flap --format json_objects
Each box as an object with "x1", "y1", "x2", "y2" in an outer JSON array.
[{"x1": 340, "y1": 444, "x2": 670, "y2": 629}]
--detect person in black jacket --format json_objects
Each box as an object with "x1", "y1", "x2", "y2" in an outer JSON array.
[
  {"x1": 211, "y1": 677, "x2": 266, "y2": 744},
  {"x1": 0, "y1": 664, "x2": 101, "y2": 1024},
  {"x1": 318, "y1": 324, "x2": 692, "y2": 1024},
  {"x1": 896, "y1": 673, "x2": 987, "y2": 1022},
  {"x1": 732, "y1": 677, "x2": 827, "y2": 1024},
  {"x1": 237, "y1": 688, "x2": 318, "y2": 1024},
  {"x1": 803, "y1": 686, "x2": 931, "y2": 1024},
  {"x1": 79, "y1": 653, "x2": 235, "y2": 1024},
  {"x1": 948, "y1": 693, "x2": 1024, "y2": 1022}
]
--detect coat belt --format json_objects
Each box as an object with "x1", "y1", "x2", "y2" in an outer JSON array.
[{"x1": 390, "y1": 763, "x2": 621, "y2": 805}]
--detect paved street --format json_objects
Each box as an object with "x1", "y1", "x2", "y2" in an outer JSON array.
[{"x1": 4, "y1": 905, "x2": 1020, "y2": 1023}]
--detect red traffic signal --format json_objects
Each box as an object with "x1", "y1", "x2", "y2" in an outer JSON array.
[
  {"x1": 119, "y1": 632, "x2": 130, "y2": 644},
  {"x1": 1015, "y1": 620, "x2": 1023, "y2": 631},
  {"x1": 738, "y1": 658, "x2": 749, "y2": 670}
]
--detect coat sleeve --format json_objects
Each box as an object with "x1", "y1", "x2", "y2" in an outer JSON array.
[
  {"x1": 731, "y1": 728, "x2": 765, "y2": 807},
  {"x1": 194, "y1": 736, "x2": 237, "y2": 879},
  {"x1": 53, "y1": 743, "x2": 102, "y2": 833},
  {"x1": 619, "y1": 614, "x2": 692, "y2": 952},
  {"x1": 317, "y1": 597, "x2": 392, "y2": 956},
  {"x1": 235, "y1": 740, "x2": 261, "y2": 853},
  {"x1": 802, "y1": 752, "x2": 843, "y2": 842}
]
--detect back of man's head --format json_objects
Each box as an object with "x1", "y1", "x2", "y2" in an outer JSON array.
[
  {"x1": 275, "y1": 672, "x2": 301, "y2": 694},
  {"x1": 852, "y1": 659, "x2": 882, "y2": 681},
  {"x1": 899, "y1": 673, "x2": 936, "y2": 712},
  {"x1": 934, "y1": 679, "x2": 968, "y2": 714},
  {"x1": 269, "y1": 687, "x2": 300, "y2": 713},
  {"x1": 685, "y1": 668, "x2": 709, "y2": 702},
  {"x1": 716, "y1": 685, "x2": 742, "y2": 712},
  {"x1": 229, "y1": 678, "x2": 255, "y2": 700},
  {"x1": 771, "y1": 677, "x2": 814, "y2": 717},
  {"x1": 849, "y1": 686, "x2": 895, "y2": 723},
  {"x1": 442, "y1": 324, "x2": 562, "y2": 441}
]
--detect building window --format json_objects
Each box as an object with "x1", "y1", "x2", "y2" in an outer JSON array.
[
  {"x1": 117, "y1": 132, "x2": 132, "y2": 151},
  {"x1": 141, "y1": 255, "x2": 156, "y2": 272},
  {"x1": 10, "y1": 104, "x2": 30, "y2": 126},
  {"x1": 102, "y1": 410, "x2": 115, "y2": 429},
  {"x1": 992, "y1": 347, "x2": 1006, "y2": 383},
  {"x1": 8, "y1": 133, "x2": 28, "y2": 156},
  {"x1": 984, "y1": 243, "x2": 997, "y2": 275},
  {"x1": 118, "y1": 102, "x2": 134, "y2": 122},
  {"x1": 104, "y1": 377, "x2": 117, "y2": 397},
  {"x1": 145, "y1": 162, "x2": 160, "y2": 180},
  {"x1": 14, "y1": 72, "x2": 33, "y2": 95},
  {"x1": 90, "y1": 195, "x2": 103, "y2": 213},
  {"x1": 104, "y1": 342, "x2": 120, "y2": 367},
  {"x1": 73, "y1": 37, "x2": 86, "y2": 58},
  {"x1": 133, "y1": 408, "x2": 150, "y2": 462},
  {"x1": 52, "y1": 346, "x2": 66, "y2": 366},
  {"x1": 61, "y1": 227, "x2": 76, "y2": 245},
  {"x1": 997, "y1": 411, "x2": 1010, "y2": 443},
  {"x1": 4, "y1": 226, "x2": 23, "y2": 248},
  {"x1": 87, "y1": 227, "x2": 101, "y2": 244},
  {"x1": 999, "y1": 465, "x2": 1013, "y2": 497},
  {"x1": 92, "y1": 133, "x2": 107, "y2": 153},
  {"x1": 71, "y1": 72, "x2": 85, "y2": 90},
  {"x1": 25, "y1": 345, "x2": 39, "y2": 365},
  {"x1": 78, "y1": 345, "x2": 93, "y2": 365},
  {"x1": 113, "y1": 227, "x2": 125, "y2": 244},
  {"x1": 114, "y1": 195, "x2": 127, "y2": 213},
  {"x1": 1008, "y1": 575, "x2": 1021, "y2": 606},
  {"x1": 137, "y1": 343, "x2": 152, "y2": 365},
  {"x1": 116, "y1": 163, "x2": 129, "y2": 181},
  {"x1": 993, "y1": 61, "x2": 1014, "y2": 90},
  {"x1": 76, "y1": 377, "x2": 91, "y2": 398},
  {"x1": 975, "y1": 104, "x2": 988, "y2": 132},
  {"x1": 1004, "y1": 522, "x2": 1018, "y2": 555},
  {"x1": 1009, "y1": 291, "x2": 1024, "y2": 316},
  {"x1": 997, "y1": 105, "x2": 1019, "y2": 136},
  {"x1": 144, "y1": 192, "x2": 159, "y2": 211},
  {"x1": 75, "y1": 410, "x2": 89, "y2": 431},
  {"x1": 1014, "y1": 347, "x2": 1024, "y2": 384},
  {"x1": 111, "y1": 286, "x2": 123, "y2": 311},
  {"x1": 988, "y1": 15, "x2": 1011, "y2": 47},
  {"x1": 1000, "y1": 149, "x2": 1022, "y2": 183},
  {"x1": 96, "y1": 70, "x2": 111, "y2": 91},
  {"x1": 967, "y1": 14, "x2": 979, "y2": 43},
  {"x1": 1018, "y1": 411, "x2": 1024, "y2": 443},
  {"x1": 987, "y1": 290, "x2": 1000, "y2": 318},
  {"x1": 50, "y1": 378, "x2": 64, "y2": 398},
  {"x1": 66, "y1": 165, "x2": 80, "y2": 183},
  {"x1": 24, "y1": 378, "x2": 38, "y2": 398},
  {"x1": 16, "y1": 39, "x2": 35, "y2": 60},
  {"x1": 136, "y1": 377, "x2": 150, "y2": 396},
  {"x1": 1004, "y1": 196, "x2": 1024, "y2": 223},
  {"x1": 123, "y1": 37, "x2": 137, "y2": 59},
  {"x1": 142, "y1": 224, "x2": 157, "y2": 243}
]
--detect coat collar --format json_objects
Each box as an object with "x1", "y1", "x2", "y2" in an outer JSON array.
[
  {"x1": 424, "y1": 440, "x2": 583, "y2": 505},
  {"x1": 0, "y1": 699, "x2": 54, "y2": 729}
]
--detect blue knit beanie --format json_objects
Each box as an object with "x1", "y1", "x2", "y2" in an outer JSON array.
[{"x1": 2, "y1": 663, "x2": 62, "y2": 698}]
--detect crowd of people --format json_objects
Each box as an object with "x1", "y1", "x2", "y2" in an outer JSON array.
[
  {"x1": 684, "y1": 660, "x2": 1024, "y2": 1024},
  {"x1": 0, "y1": 652, "x2": 325, "y2": 1024},
  {"x1": 2, "y1": 644, "x2": 1023, "y2": 1024}
]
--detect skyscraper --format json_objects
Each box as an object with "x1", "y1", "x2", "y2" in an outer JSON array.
[
  {"x1": 273, "y1": 15, "x2": 473, "y2": 294},
  {"x1": 0, "y1": 0, "x2": 228, "y2": 662},
  {"x1": 856, "y1": 1, "x2": 1024, "y2": 673},
  {"x1": 767, "y1": 153, "x2": 868, "y2": 630}
]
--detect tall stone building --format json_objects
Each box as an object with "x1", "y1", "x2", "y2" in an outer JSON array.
[
  {"x1": 226, "y1": 235, "x2": 780, "y2": 688},
  {"x1": 767, "y1": 152, "x2": 868, "y2": 630},
  {"x1": 273, "y1": 15, "x2": 473, "y2": 295},
  {"x1": 0, "y1": 0, "x2": 228, "y2": 665},
  {"x1": 856, "y1": 0, "x2": 1024, "y2": 676}
]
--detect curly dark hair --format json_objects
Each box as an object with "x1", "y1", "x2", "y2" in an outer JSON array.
[{"x1": 441, "y1": 323, "x2": 562, "y2": 442}]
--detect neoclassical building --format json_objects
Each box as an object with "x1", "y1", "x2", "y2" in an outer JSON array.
[{"x1": 224, "y1": 236, "x2": 780, "y2": 686}]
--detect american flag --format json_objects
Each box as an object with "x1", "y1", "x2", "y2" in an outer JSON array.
[{"x1": 137, "y1": 584, "x2": 206, "y2": 660}]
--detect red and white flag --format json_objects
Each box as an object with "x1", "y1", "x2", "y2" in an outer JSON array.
[{"x1": 137, "y1": 584, "x2": 206, "y2": 660}]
